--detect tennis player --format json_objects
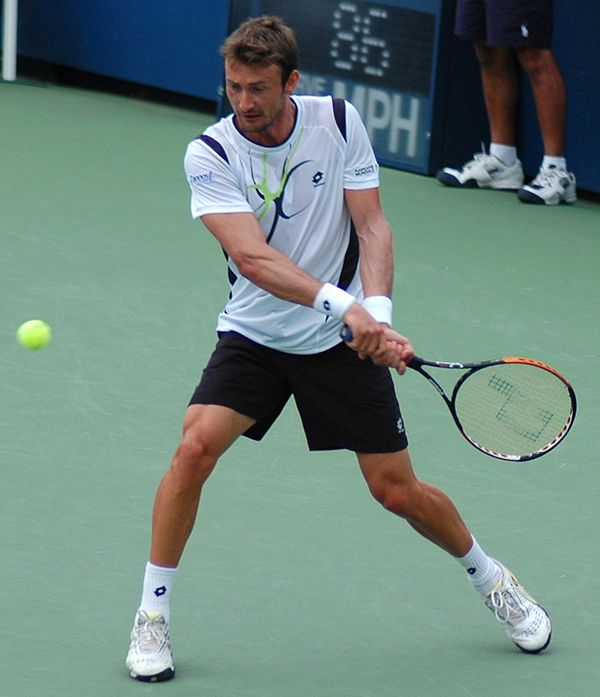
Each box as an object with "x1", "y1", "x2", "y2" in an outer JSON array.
[{"x1": 126, "y1": 15, "x2": 552, "y2": 682}]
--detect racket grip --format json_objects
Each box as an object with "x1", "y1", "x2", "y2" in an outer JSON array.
[
  {"x1": 341, "y1": 324, "x2": 420, "y2": 369},
  {"x1": 340, "y1": 325, "x2": 353, "y2": 342}
]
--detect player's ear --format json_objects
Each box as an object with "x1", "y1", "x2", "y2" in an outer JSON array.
[{"x1": 285, "y1": 69, "x2": 300, "y2": 94}]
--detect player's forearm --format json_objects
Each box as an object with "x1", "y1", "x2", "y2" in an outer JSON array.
[
  {"x1": 356, "y1": 218, "x2": 394, "y2": 297},
  {"x1": 235, "y1": 244, "x2": 322, "y2": 307}
]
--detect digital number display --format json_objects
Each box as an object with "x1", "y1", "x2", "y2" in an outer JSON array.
[
  {"x1": 261, "y1": 0, "x2": 436, "y2": 95},
  {"x1": 225, "y1": 0, "x2": 443, "y2": 171}
]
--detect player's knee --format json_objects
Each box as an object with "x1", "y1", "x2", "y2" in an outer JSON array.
[
  {"x1": 170, "y1": 437, "x2": 219, "y2": 487},
  {"x1": 370, "y1": 480, "x2": 414, "y2": 518}
]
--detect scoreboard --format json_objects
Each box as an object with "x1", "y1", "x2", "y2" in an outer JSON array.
[{"x1": 225, "y1": 0, "x2": 456, "y2": 173}]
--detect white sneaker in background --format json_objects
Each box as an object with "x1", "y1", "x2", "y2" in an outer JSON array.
[
  {"x1": 437, "y1": 152, "x2": 524, "y2": 190},
  {"x1": 518, "y1": 166, "x2": 577, "y2": 205}
]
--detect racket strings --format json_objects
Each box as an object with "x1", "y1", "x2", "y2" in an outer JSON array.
[
  {"x1": 455, "y1": 364, "x2": 572, "y2": 457},
  {"x1": 491, "y1": 376, "x2": 555, "y2": 443}
]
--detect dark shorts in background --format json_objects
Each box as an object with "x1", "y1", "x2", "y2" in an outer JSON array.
[
  {"x1": 455, "y1": 0, "x2": 554, "y2": 48},
  {"x1": 189, "y1": 331, "x2": 409, "y2": 453}
]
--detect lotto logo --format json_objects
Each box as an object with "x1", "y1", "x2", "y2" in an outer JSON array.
[
  {"x1": 312, "y1": 171, "x2": 324, "y2": 186},
  {"x1": 154, "y1": 585, "x2": 167, "y2": 597}
]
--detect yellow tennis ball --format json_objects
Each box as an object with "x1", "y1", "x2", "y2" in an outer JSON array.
[{"x1": 17, "y1": 319, "x2": 52, "y2": 350}]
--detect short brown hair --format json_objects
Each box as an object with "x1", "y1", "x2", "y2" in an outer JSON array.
[{"x1": 221, "y1": 15, "x2": 299, "y2": 85}]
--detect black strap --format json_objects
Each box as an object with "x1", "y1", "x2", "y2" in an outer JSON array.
[
  {"x1": 199, "y1": 134, "x2": 229, "y2": 163},
  {"x1": 337, "y1": 222, "x2": 359, "y2": 291},
  {"x1": 332, "y1": 97, "x2": 347, "y2": 142}
]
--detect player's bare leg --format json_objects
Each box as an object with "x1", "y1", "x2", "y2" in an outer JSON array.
[
  {"x1": 127, "y1": 404, "x2": 255, "y2": 682},
  {"x1": 150, "y1": 404, "x2": 256, "y2": 567},
  {"x1": 357, "y1": 449, "x2": 552, "y2": 653},
  {"x1": 357, "y1": 449, "x2": 472, "y2": 556}
]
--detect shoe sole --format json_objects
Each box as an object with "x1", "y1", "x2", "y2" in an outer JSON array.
[
  {"x1": 437, "y1": 171, "x2": 478, "y2": 188},
  {"x1": 437, "y1": 171, "x2": 523, "y2": 190},
  {"x1": 129, "y1": 667, "x2": 175, "y2": 682},
  {"x1": 518, "y1": 192, "x2": 577, "y2": 205},
  {"x1": 515, "y1": 629, "x2": 552, "y2": 654}
]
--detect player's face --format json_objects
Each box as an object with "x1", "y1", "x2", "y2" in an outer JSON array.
[{"x1": 225, "y1": 60, "x2": 299, "y2": 144}]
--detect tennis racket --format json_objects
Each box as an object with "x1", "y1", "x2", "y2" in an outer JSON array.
[{"x1": 340, "y1": 326, "x2": 577, "y2": 461}]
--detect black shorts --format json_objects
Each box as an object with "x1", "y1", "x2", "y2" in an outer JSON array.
[
  {"x1": 189, "y1": 331, "x2": 409, "y2": 453},
  {"x1": 455, "y1": 0, "x2": 554, "y2": 48}
]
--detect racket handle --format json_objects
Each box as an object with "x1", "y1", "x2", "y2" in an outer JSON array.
[
  {"x1": 341, "y1": 324, "x2": 420, "y2": 369},
  {"x1": 340, "y1": 325, "x2": 353, "y2": 342}
]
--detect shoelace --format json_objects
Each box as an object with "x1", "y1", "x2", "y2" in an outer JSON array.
[
  {"x1": 464, "y1": 143, "x2": 503, "y2": 172},
  {"x1": 133, "y1": 613, "x2": 169, "y2": 653},
  {"x1": 464, "y1": 152, "x2": 491, "y2": 170},
  {"x1": 488, "y1": 586, "x2": 528, "y2": 626},
  {"x1": 530, "y1": 167, "x2": 565, "y2": 187}
]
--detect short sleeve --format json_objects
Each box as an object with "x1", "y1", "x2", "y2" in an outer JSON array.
[
  {"x1": 184, "y1": 138, "x2": 253, "y2": 219},
  {"x1": 342, "y1": 101, "x2": 380, "y2": 190}
]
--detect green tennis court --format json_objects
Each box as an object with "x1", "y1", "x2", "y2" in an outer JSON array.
[{"x1": 1, "y1": 80, "x2": 599, "y2": 697}]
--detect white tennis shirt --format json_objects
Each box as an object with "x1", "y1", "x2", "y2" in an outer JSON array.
[{"x1": 184, "y1": 95, "x2": 380, "y2": 354}]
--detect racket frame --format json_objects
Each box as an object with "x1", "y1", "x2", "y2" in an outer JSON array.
[
  {"x1": 339, "y1": 325, "x2": 576, "y2": 461},
  {"x1": 408, "y1": 355, "x2": 577, "y2": 461}
]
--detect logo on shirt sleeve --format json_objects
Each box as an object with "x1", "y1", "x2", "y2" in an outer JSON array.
[
  {"x1": 189, "y1": 170, "x2": 214, "y2": 185},
  {"x1": 354, "y1": 164, "x2": 376, "y2": 177}
]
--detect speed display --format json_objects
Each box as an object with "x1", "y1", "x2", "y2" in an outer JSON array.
[
  {"x1": 263, "y1": 0, "x2": 435, "y2": 95},
  {"x1": 256, "y1": 0, "x2": 443, "y2": 171}
]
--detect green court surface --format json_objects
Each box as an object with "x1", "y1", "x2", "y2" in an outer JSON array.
[{"x1": 1, "y1": 80, "x2": 599, "y2": 697}]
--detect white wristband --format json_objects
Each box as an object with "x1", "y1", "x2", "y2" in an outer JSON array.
[
  {"x1": 313, "y1": 283, "x2": 356, "y2": 320},
  {"x1": 362, "y1": 295, "x2": 392, "y2": 325}
]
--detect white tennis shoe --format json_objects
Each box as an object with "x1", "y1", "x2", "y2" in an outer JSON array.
[
  {"x1": 518, "y1": 166, "x2": 577, "y2": 205},
  {"x1": 126, "y1": 610, "x2": 175, "y2": 682},
  {"x1": 437, "y1": 152, "x2": 524, "y2": 190},
  {"x1": 485, "y1": 561, "x2": 552, "y2": 653}
]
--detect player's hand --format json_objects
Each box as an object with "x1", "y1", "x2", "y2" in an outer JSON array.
[
  {"x1": 341, "y1": 306, "x2": 414, "y2": 374},
  {"x1": 378, "y1": 327, "x2": 414, "y2": 375},
  {"x1": 341, "y1": 304, "x2": 390, "y2": 359}
]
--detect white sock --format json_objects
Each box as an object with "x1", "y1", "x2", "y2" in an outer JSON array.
[
  {"x1": 542, "y1": 155, "x2": 567, "y2": 171},
  {"x1": 490, "y1": 143, "x2": 518, "y2": 167},
  {"x1": 139, "y1": 562, "x2": 178, "y2": 622},
  {"x1": 457, "y1": 538, "x2": 502, "y2": 596}
]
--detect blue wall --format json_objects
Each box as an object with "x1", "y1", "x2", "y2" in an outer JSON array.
[
  {"x1": 15, "y1": 0, "x2": 229, "y2": 101},
  {"x1": 11, "y1": 0, "x2": 600, "y2": 191}
]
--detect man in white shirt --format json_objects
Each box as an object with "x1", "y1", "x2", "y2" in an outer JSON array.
[{"x1": 126, "y1": 15, "x2": 551, "y2": 683}]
